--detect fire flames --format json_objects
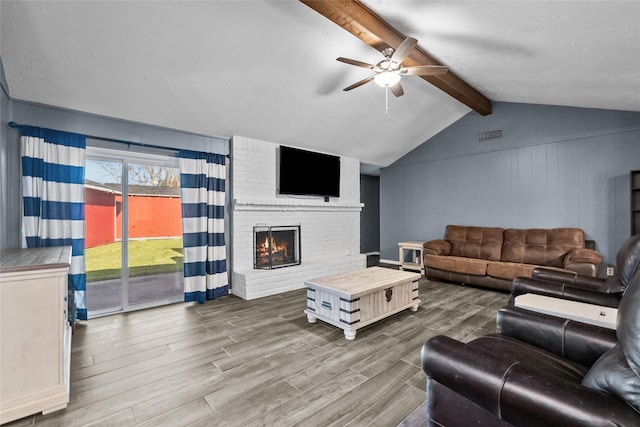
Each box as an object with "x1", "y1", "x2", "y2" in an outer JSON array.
[
  {"x1": 256, "y1": 235, "x2": 289, "y2": 265},
  {"x1": 254, "y1": 228, "x2": 299, "y2": 269}
]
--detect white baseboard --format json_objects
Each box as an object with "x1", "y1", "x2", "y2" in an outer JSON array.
[{"x1": 380, "y1": 259, "x2": 400, "y2": 265}]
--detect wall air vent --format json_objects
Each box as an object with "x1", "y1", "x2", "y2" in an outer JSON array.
[{"x1": 478, "y1": 129, "x2": 503, "y2": 141}]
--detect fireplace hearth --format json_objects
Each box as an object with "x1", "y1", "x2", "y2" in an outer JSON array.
[{"x1": 254, "y1": 225, "x2": 301, "y2": 269}]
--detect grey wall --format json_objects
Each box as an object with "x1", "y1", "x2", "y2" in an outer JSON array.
[
  {"x1": 381, "y1": 102, "x2": 640, "y2": 265},
  {"x1": 2, "y1": 99, "x2": 229, "y2": 250},
  {"x1": 360, "y1": 174, "x2": 380, "y2": 253}
]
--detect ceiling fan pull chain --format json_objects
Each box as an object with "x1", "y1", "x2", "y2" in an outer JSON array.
[{"x1": 385, "y1": 87, "x2": 389, "y2": 114}]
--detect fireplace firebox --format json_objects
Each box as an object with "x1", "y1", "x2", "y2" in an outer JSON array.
[{"x1": 253, "y1": 225, "x2": 301, "y2": 269}]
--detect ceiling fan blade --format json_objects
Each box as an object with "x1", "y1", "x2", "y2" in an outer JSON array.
[
  {"x1": 390, "y1": 37, "x2": 418, "y2": 63},
  {"x1": 343, "y1": 75, "x2": 374, "y2": 91},
  {"x1": 390, "y1": 81, "x2": 404, "y2": 97},
  {"x1": 401, "y1": 65, "x2": 449, "y2": 76},
  {"x1": 336, "y1": 57, "x2": 375, "y2": 69}
]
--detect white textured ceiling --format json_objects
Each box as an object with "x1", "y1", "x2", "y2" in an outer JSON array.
[{"x1": 2, "y1": 1, "x2": 639, "y2": 167}]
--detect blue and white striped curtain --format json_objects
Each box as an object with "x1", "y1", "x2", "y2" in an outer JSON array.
[
  {"x1": 20, "y1": 127, "x2": 87, "y2": 322},
  {"x1": 178, "y1": 150, "x2": 228, "y2": 302}
]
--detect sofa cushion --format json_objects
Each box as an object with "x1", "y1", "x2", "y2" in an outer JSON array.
[
  {"x1": 444, "y1": 225, "x2": 504, "y2": 261},
  {"x1": 425, "y1": 255, "x2": 488, "y2": 276},
  {"x1": 487, "y1": 262, "x2": 567, "y2": 281},
  {"x1": 501, "y1": 228, "x2": 584, "y2": 267},
  {"x1": 486, "y1": 261, "x2": 536, "y2": 280}
]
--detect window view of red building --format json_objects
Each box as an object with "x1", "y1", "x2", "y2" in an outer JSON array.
[{"x1": 85, "y1": 181, "x2": 182, "y2": 248}]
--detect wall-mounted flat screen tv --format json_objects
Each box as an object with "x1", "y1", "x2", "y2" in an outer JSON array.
[{"x1": 278, "y1": 146, "x2": 340, "y2": 198}]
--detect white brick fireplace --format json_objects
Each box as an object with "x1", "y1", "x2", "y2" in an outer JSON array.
[{"x1": 230, "y1": 135, "x2": 366, "y2": 300}]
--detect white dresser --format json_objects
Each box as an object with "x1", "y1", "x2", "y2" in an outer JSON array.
[{"x1": 0, "y1": 246, "x2": 72, "y2": 424}]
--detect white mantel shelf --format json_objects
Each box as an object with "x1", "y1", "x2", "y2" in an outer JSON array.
[{"x1": 233, "y1": 199, "x2": 364, "y2": 212}]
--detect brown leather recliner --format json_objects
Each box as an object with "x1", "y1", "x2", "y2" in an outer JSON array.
[
  {"x1": 509, "y1": 234, "x2": 640, "y2": 308},
  {"x1": 421, "y1": 270, "x2": 640, "y2": 426}
]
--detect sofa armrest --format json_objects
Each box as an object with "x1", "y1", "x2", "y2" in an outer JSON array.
[
  {"x1": 497, "y1": 306, "x2": 617, "y2": 367},
  {"x1": 532, "y1": 267, "x2": 577, "y2": 282},
  {"x1": 564, "y1": 247, "x2": 602, "y2": 269},
  {"x1": 509, "y1": 276, "x2": 622, "y2": 308},
  {"x1": 532, "y1": 267, "x2": 624, "y2": 293},
  {"x1": 421, "y1": 336, "x2": 639, "y2": 426},
  {"x1": 423, "y1": 239, "x2": 451, "y2": 256}
]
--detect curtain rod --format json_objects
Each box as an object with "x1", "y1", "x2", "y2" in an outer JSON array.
[{"x1": 8, "y1": 121, "x2": 231, "y2": 158}]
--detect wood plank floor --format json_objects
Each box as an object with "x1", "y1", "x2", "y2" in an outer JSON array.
[{"x1": 8, "y1": 273, "x2": 509, "y2": 427}]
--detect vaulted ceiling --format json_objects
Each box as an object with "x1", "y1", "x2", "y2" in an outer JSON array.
[{"x1": 2, "y1": 1, "x2": 639, "y2": 167}]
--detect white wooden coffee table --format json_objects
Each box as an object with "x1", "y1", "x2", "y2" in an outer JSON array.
[{"x1": 304, "y1": 266, "x2": 421, "y2": 340}]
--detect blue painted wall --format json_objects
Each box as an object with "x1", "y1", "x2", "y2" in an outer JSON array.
[{"x1": 381, "y1": 102, "x2": 640, "y2": 265}]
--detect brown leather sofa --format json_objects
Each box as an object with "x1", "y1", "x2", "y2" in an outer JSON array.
[{"x1": 423, "y1": 225, "x2": 602, "y2": 291}]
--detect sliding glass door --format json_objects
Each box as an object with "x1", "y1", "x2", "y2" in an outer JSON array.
[
  {"x1": 125, "y1": 160, "x2": 183, "y2": 308},
  {"x1": 85, "y1": 148, "x2": 183, "y2": 317},
  {"x1": 85, "y1": 157, "x2": 124, "y2": 314}
]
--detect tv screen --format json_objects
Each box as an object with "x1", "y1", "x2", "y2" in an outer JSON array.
[{"x1": 278, "y1": 146, "x2": 340, "y2": 198}]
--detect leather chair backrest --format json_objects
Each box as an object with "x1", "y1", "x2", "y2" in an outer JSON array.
[
  {"x1": 582, "y1": 273, "x2": 640, "y2": 413},
  {"x1": 618, "y1": 272, "x2": 640, "y2": 376},
  {"x1": 617, "y1": 235, "x2": 640, "y2": 288}
]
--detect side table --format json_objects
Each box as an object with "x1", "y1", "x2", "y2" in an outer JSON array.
[{"x1": 398, "y1": 241, "x2": 425, "y2": 275}]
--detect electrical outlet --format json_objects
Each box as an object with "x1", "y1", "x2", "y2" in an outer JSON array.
[{"x1": 606, "y1": 266, "x2": 615, "y2": 277}]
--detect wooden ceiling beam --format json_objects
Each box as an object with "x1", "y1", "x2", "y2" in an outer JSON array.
[{"x1": 300, "y1": 0, "x2": 492, "y2": 115}]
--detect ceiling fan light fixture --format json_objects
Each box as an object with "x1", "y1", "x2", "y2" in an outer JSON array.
[{"x1": 374, "y1": 71, "x2": 401, "y2": 87}]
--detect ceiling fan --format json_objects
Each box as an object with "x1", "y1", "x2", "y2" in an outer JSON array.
[{"x1": 337, "y1": 37, "x2": 448, "y2": 97}]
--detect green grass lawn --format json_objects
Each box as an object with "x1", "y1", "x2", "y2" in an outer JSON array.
[{"x1": 86, "y1": 238, "x2": 183, "y2": 282}]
